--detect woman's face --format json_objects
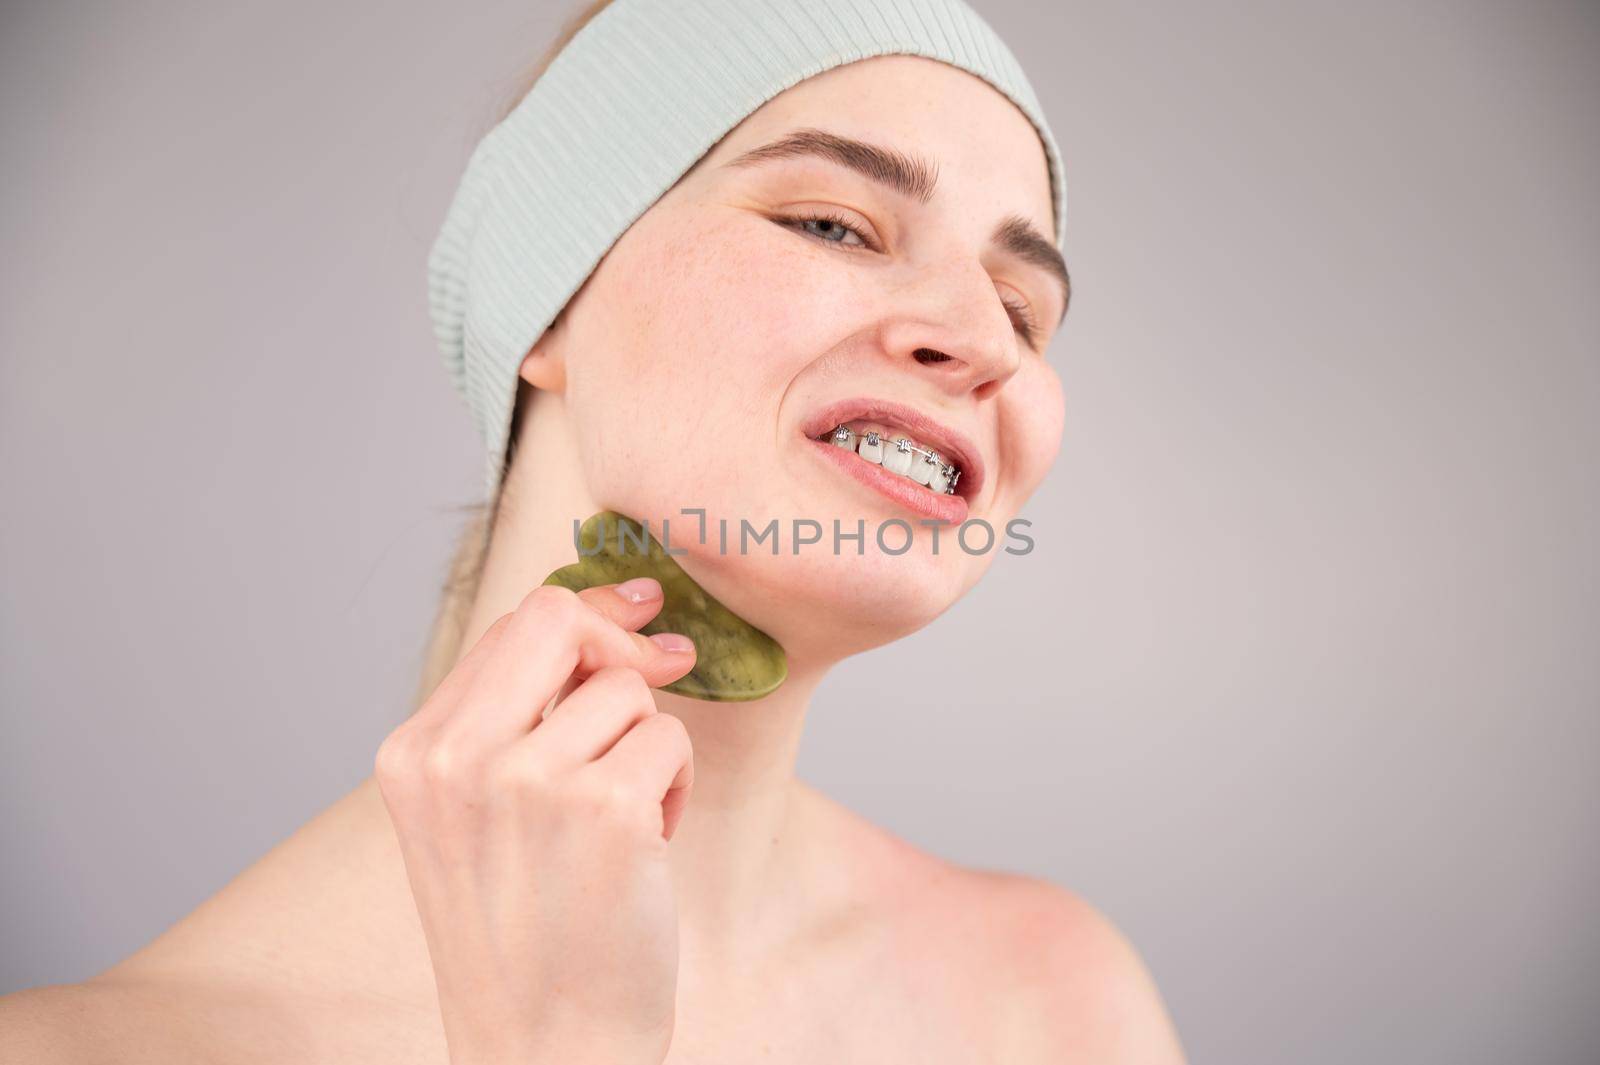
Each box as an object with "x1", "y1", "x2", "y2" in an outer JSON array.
[{"x1": 527, "y1": 54, "x2": 1068, "y2": 660}]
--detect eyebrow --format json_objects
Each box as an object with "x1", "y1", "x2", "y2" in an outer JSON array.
[{"x1": 721, "y1": 126, "x2": 1071, "y2": 324}]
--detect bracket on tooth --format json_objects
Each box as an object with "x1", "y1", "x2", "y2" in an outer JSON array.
[{"x1": 824, "y1": 423, "x2": 962, "y2": 494}]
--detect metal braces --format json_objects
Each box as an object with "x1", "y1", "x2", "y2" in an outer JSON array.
[{"x1": 826, "y1": 424, "x2": 961, "y2": 494}]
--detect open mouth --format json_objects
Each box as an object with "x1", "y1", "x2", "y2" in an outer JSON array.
[
  {"x1": 813, "y1": 422, "x2": 963, "y2": 495},
  {"x1": 800, "y1": 398, "x2": 984, "y2": 523}
]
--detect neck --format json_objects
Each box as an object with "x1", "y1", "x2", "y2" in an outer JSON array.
[{"x1": 450, "y1": 392, "x2": 840, "y2": 964}]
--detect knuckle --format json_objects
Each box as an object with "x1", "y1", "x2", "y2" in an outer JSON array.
[
  {"x1": 588, "y1": 665, "x2": 653, "y2": 703},
  {"x1": 373, "y1": 731, "x2": 413, "y2": 785},
  {"x1": 634, "y1": 709, "x2": 691, "y2": 759},
  {"x1": 575, "y1": 775, "x2": 637, "y2": 822},
  {"x1": 420, "y1": 740, "x2": 469, "y2": 791},
  {"x1": 493, "y1": 755, "x2": 553, "y2": 798},
  {"x1": 518, "y1": 583, "x2": 578, "y2": 622},
  {"x1": 603, "y1": 777, "x2": 641, "y2": 817},
  {"x1": 648, "y1": 709, "x2": 690, "y2": 747}
]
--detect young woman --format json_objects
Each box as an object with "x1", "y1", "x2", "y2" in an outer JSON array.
[{"x1": 1, "y1": 1, "x2": 1186, "y2": 1061}]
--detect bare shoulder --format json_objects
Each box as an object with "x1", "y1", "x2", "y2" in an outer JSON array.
[
  {"x1": 0, "y1": 972, "x2": 363, "y2": 1065},
  {"x1": 961, "y1": 870, "x2": 1189, "y2": 1064},
  {"x1": 0, "y1": 978, "x2": 190, "y2": 1064},
  {"x1": 775, "y1": 786, "x2": 1187, "y2": 1062}
]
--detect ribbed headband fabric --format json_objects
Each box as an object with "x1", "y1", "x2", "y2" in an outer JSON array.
[{"x1": 427, "y1": 0, "x2": 1068, "y2": 499}]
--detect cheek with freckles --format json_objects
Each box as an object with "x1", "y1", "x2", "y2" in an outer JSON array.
[{"x1": 566, "y1": 201, "x2": 875, "y2": 524}]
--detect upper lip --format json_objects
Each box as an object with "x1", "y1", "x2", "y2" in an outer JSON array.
[{"x1": 802, "y1": 397, "x2": 985, "y2": 499}]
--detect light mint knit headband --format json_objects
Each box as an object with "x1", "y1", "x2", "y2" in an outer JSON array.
[{"x1": 427, "y1": 0, "x2": 1068, "y2": 499}]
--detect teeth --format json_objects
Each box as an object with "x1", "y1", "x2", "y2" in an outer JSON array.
[
  {"x1": 857, "y1": 430, "x2": 884, "y2": 463},
  {"x1": 882, "y1": 438, "x2": 914, "y2": 477},
  {"x1": 817, "y1": 423, "x2": 962, "y2": 495}
]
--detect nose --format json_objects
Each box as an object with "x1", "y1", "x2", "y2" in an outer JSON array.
[{"x1": 878, "y1": 257, "x2": 1023, "y2": 401}]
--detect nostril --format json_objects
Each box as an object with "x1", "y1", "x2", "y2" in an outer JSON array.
[
  {"x1": 913, "y1": 348, "x2": 952, "y2": 365},
  {"x1": 973, "y1": 378, "x2": 1003, "y2": 402}
]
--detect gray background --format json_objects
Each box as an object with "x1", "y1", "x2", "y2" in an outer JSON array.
[{"x1": 3, "y1": 1, "x2": 1596, "y2": 1061}]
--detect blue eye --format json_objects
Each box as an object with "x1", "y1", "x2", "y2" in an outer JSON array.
[{"x1": 776, "y1": 209, "x2": 874, "y2": 250}]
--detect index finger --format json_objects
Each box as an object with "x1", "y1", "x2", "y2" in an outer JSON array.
[
  {"x1": 545, "y1": 578, "x2": 669, "y2": 713},
  {"x1": 457, "y1": 584, "x2": 695, "y2": 744}
]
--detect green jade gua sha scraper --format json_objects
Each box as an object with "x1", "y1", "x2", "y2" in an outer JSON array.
[{"x1": 542, "y1": 511, "x2": 787, "y2": 702}]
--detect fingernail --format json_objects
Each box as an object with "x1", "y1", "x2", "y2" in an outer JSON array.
[
  {"x1": 648, "y1": 632, "x2": 695, "y2": 654},
  {"x1": 615, "y1": 577, "x2": 662, "y2": 604}
]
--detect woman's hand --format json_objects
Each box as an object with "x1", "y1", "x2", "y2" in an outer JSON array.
[{"x1": 374, "y1": 578, "x2": 697, "y2": 1065}]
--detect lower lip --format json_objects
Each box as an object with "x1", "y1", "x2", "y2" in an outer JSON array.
[{"x1": 806, "y1": 438, "x2": 970, "y2": 525}]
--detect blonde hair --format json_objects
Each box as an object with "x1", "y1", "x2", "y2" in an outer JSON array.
[{"x1": 412, "y1": 0, "x2": 618, "y2": 712}]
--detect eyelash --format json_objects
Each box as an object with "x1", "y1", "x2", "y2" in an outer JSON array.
[
  {"x1": 775, "y1": 210, "x2": 1043, "y2": 351},
  {"x1": 1001, "y1": 294, "x2": 1041, "y2": 351}
]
